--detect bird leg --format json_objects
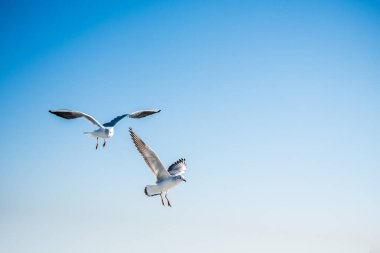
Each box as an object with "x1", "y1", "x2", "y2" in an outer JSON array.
[
  {"x1": 160, "y1": 194, "x2": 165, "y2": 206},
  {"x1": 96, "y1": 137, "x2": 99, "y2": 150},
  {"x1": 103, "y1": 139, "x2": 106, "y2": 148},
  {"x1": 165, "y1": 193, "x2": 172, "y2": 207}
]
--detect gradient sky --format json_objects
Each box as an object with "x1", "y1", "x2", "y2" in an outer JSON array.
[{"x1": 1, "y1": 1, "x2": 380, "y2": 252}]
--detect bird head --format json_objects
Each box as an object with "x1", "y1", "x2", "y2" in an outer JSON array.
[
  {"x1": 105, "y1": 128, "x2": 114, "y2": 137},
  {"x1": 177, "y1": 175, "x2": 187, "y2": 182}
]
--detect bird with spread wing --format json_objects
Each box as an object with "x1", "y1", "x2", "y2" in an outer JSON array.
[
  {"x1": 49, "y1": 109, "x2": 161, "y2": 149},
  {"x1": 129, "y1": 128, "x2": 187, "y2": 207}
]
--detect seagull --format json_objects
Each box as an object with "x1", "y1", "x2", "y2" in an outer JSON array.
[
  {"x1": 129, "y1": 128, "x2": 187, "y2": 207},
  {"x1": 49, "y1": 109, "x2": 161, "y2": 149}
]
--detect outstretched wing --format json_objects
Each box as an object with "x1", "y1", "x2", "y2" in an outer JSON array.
[
  {"x1": 129, "y1": 128, "x2": 170, "y2": 181},
  {"x1": 49, "y1": 109, "x2": 104, "y2": 128},
  {"x1": 103, "y1": 114, "x2": 128, "y2": 127},
  {"x1": 168, "y1": 158, "x2": 187, "y2": 176},
  {"x1": 128, "y1": 109, "x2": 161, "y2": 119}
]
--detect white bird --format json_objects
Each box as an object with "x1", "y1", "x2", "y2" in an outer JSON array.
[
  {"x1": 49, "y1": 109, "x2": 161, "y2": 149},
  {"x1": 129, "y1": 128, "x2": 187, "y2": 207}
]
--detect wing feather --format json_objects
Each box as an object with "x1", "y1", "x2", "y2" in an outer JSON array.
[
  {"x1": 129, "y1": 128, "x2": 170, "y2": 181},
  {"x1": 167, "y1": 158, "x2": 187, "y2": 176},
  {"x1": 103, "y1": 114, "x2": 128, "y2": 127},
  {"x1": 128, "y1": 109, "x2": 161, "y2": 119},
  {"x1": 49, "y1": 109, "x2": 104, "y2": 128}
]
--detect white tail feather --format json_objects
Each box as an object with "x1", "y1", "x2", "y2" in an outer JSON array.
[
  {"x1": 144, "y1": 185, "x2": 162, "y2": 196},
  {"x1": 83, "y1": 132, "x2": 97, "y2": 138}
]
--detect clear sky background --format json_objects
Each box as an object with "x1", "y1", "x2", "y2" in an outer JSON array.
[{"x1": 0, "y1": 1, "x2": 379, "y2": 252}]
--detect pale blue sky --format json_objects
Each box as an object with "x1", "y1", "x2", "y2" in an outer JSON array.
[{"x1": 1, "y1": 1, "x2": 380, "y2": 252}]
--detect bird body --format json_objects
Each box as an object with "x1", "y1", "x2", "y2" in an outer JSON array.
[
  {"x1": 129, "y1": 128, "x2": 187, "y2": 207},
  {"x1": 84, "y1": 127, "x2": 114, "y2": 139},
  {"x1": 145, "y1": 176, "x2": 183, "y2": 196}
]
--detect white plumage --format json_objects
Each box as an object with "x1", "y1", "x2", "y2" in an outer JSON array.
[{"x1": 129, "y1": 128, "x2": 187, "y2": 207}]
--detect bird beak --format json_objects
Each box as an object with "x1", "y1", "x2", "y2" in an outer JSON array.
[{"x1": 182, "y1": 178, "x2": 187, "y2": 182}]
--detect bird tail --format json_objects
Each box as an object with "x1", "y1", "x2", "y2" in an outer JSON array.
[
  {"x1": 83, "y1": 132, "x2": 96, "y2": 137},
  {"x1": 144, "y1": 185, "x2": 161, "y2": 197}
]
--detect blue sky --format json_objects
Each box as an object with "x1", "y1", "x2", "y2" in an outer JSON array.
[{"x1": 1, "y1": 1, "x2": 380, "y2": 252}]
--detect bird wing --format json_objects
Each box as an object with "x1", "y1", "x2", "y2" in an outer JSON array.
[
  {"x1": 49, "y1": 109, "x2": 104, "y2": 128},
  {"x1": 103, "y1": 114, "x2": 128, "y2": 127},
  {"x1": 167, "y1": 158, "x2": 187, "y2": 176},
  {"x1": 129, "y1": 128, "x2": 170, "y2": 181},
  {"x1": 128, "y1": 109, "x2": 161, "y2": 119}
]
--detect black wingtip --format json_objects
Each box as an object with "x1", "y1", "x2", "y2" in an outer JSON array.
[{"x1": 49, "y1": 110, "x2": 58, "y2": 116}]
